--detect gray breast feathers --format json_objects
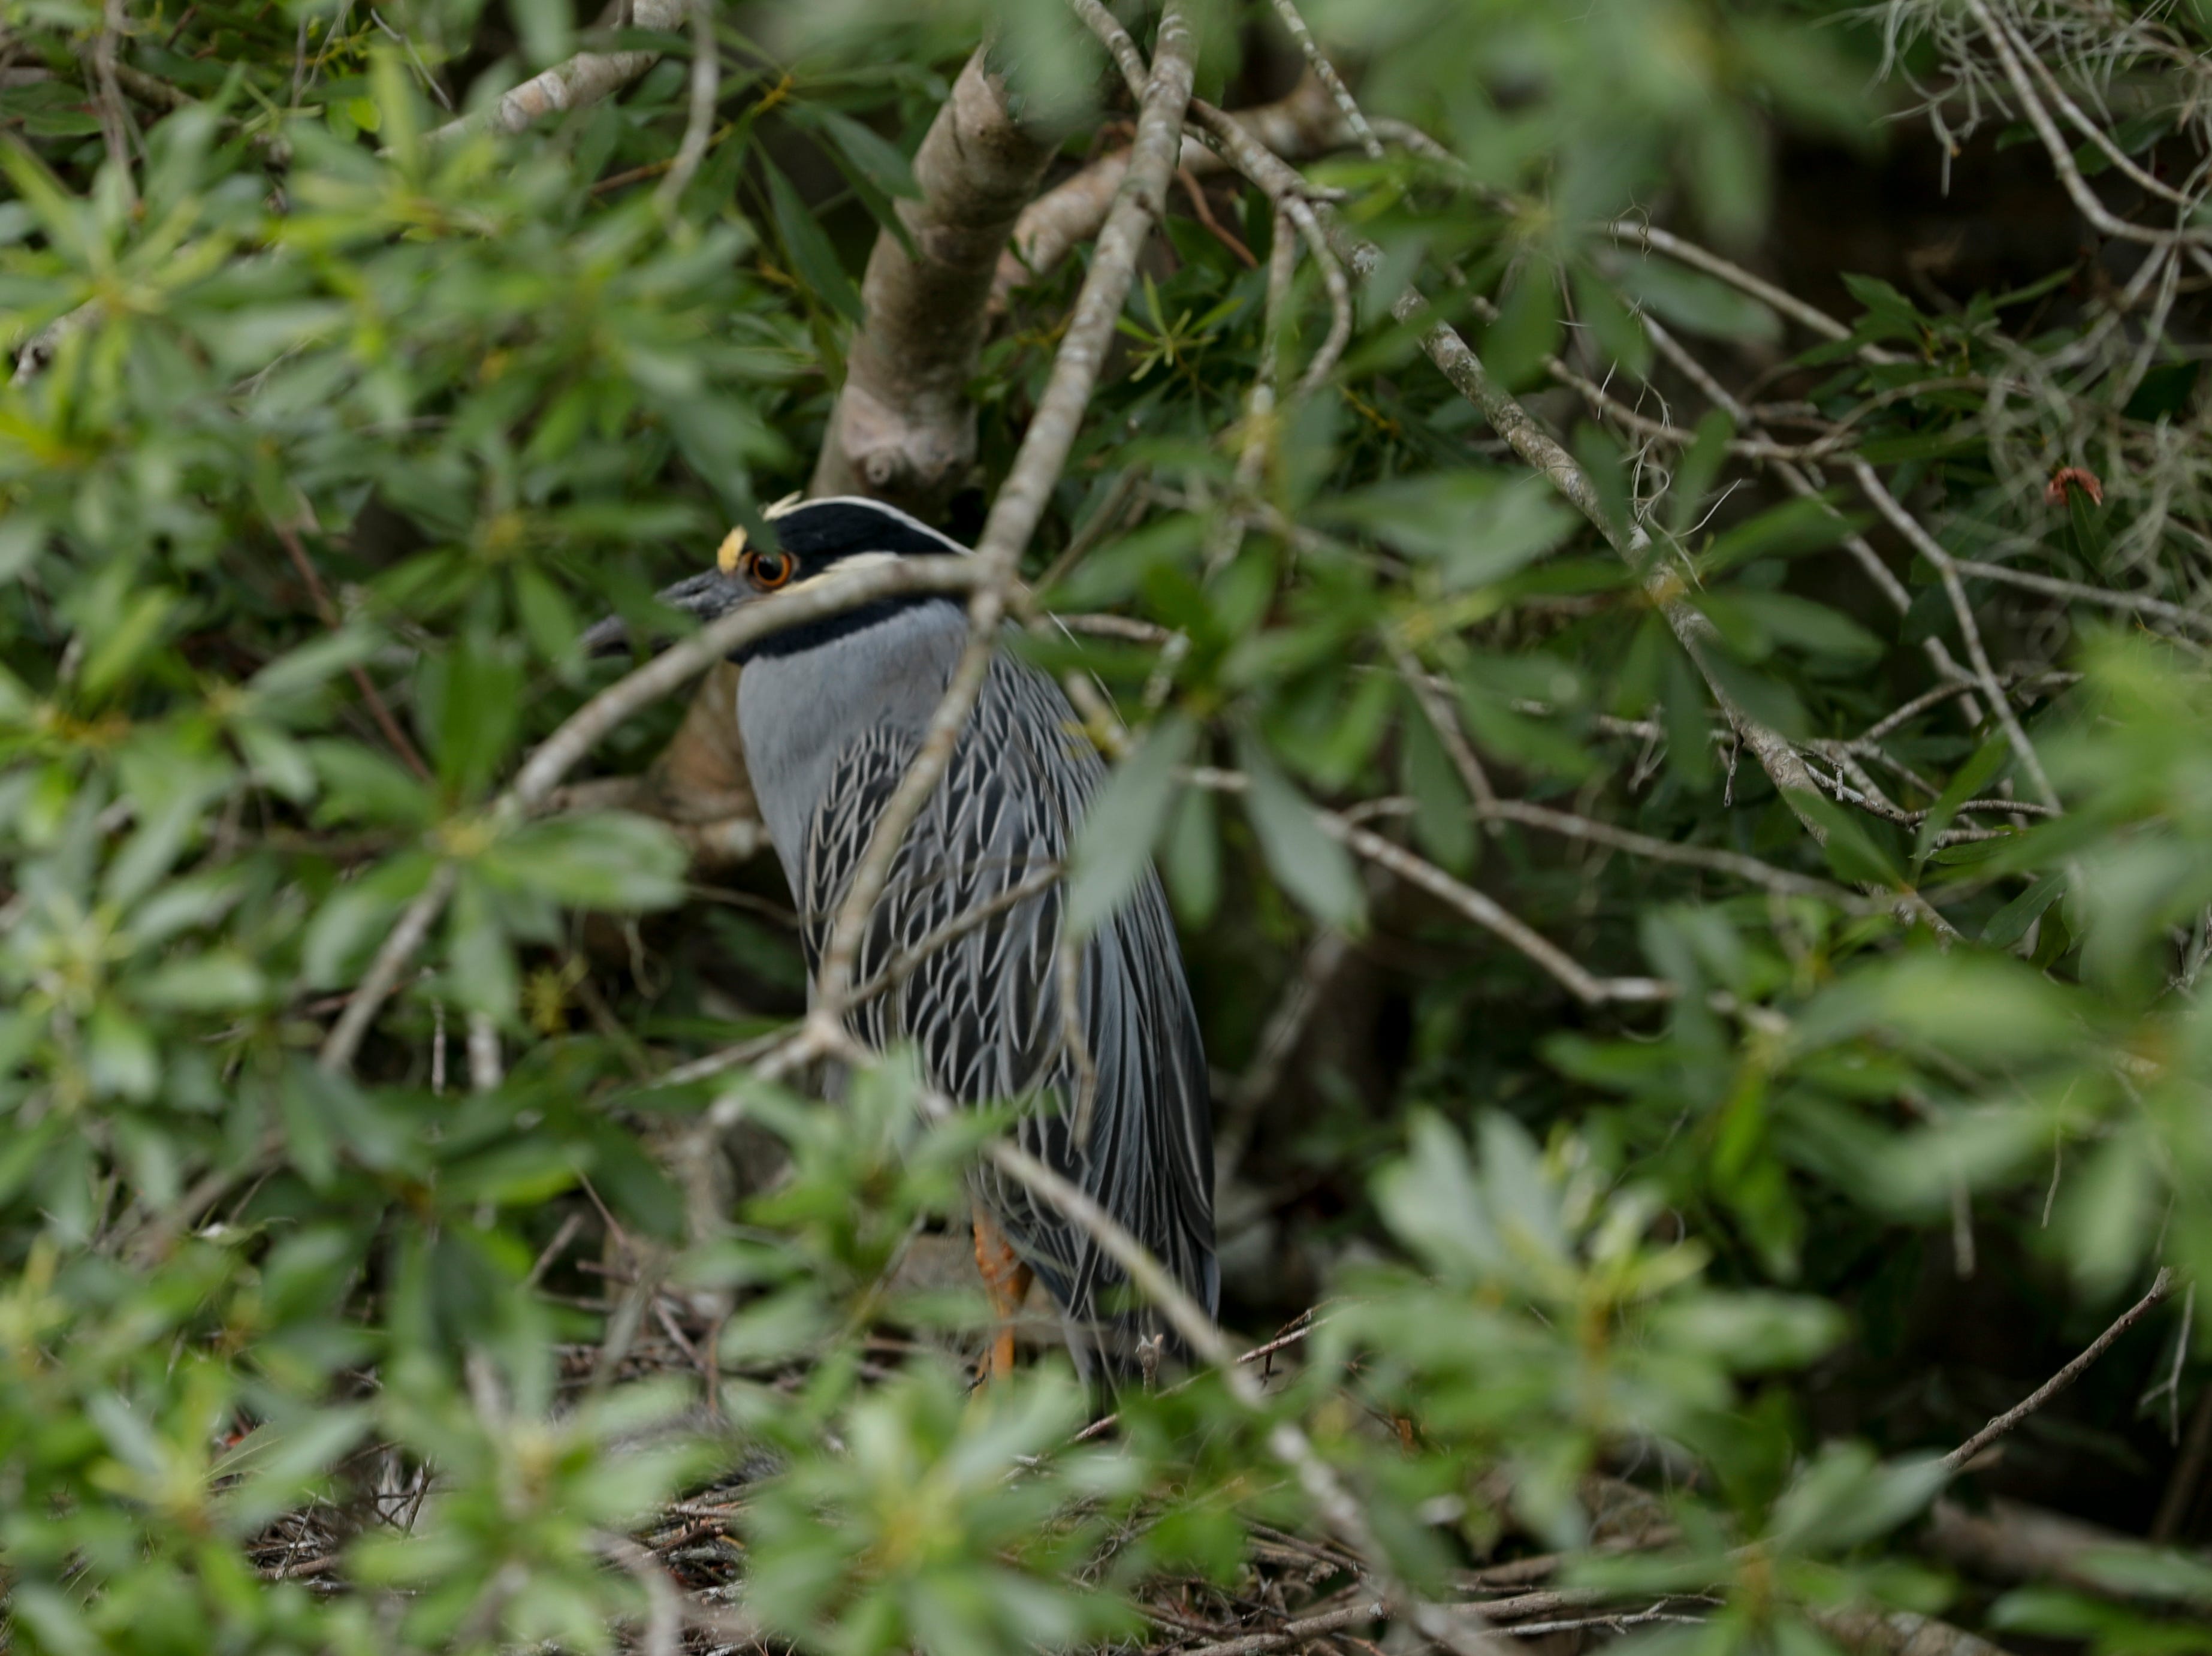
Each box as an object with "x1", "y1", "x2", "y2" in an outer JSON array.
[{"x1": 738, "y1": 614, "x2": 1217, "y2": 1366}]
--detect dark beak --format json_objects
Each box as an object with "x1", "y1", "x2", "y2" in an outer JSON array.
[{"x1": 583, "y1": 569, "x2": 752, "y2": 658}]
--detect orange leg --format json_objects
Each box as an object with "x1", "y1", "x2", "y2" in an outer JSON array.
[{"x1": 971, "y1": 1203, "x2": 1034, "y2": 1383}]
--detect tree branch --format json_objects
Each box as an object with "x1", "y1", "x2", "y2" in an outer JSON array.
[
  {"x1": 1943, "y1": 1268, "x2": 2175, "y2": 1471},
  {"x1": 1176, "y1": 107, "x2": 1960, "y2": 937},
  {"x1": 315, "y1": 554, "x2": 985, "y2": 1075},
  {"x1": 992, "y1": 76, "x2": 1348, "y2": 312},
  {"x1": 808, "y1": 47, "x2": 1057, "y2": 513},
  {"x1": 425, "y1": 0, "x2": 685, "y2": 143}
]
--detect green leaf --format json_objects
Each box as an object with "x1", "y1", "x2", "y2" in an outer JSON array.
[
  {"x1": 1237, "y1": 736, "x2": 1365, "y2": 931},
  {"x1": 445, "y1": 874, "x2": 519, "y2": 1021},
  {"x1": 508, "y1": 0, "x2": 575, "y2": 68},
  {"x1": 1399, "y1": 688, "x2": 1474, "y2": 873},
  {"x1": 135, "y1": 952, "x2": 267, "y2": 1011},
  {"x1": 1067, "y1": 716, "x2": 1194, "y2": 939},
  {"x1": 1612, "y1": 258, "x2": 1781, "y2": 345},
  {"x1": 1697, "y1": 496, "x2": 1851, "y2": 575},
  {"x1": 1981, "y1": 869, "x2": 2064, "y2": 949},
  {"x1": 1484, "y1": 261, "x2": 1562, "y2": 393},
  {"x1": 246, "y1": 624, "x2": 382, "y2": 705},
  {"x1": 762, "y1": 153, "x2": 864, "y2": 325},
  {"x1": 1372, "y1": 1112, "x2": 1502, "y2": 1281},
  {"x1": 811, "y1": 107, "x2": 919, "y2": 199},
  {"x1": 491, "y1": 813, "x2": 689, "y2": 912},
  {"x1": 1770, "y1": 1444, "x2": 1946, "y2": 1554},
  {"x1": 216, "y1": 1408, "x2": 372, "y2": 1531},
  {"x1": 2065, "y1": 483, "x2": 2111, "y2": 572},
  {"x1": 2058, "y1": 1132, "x2": 2160, "y2": 1295},
  {"x1": 415, "y1": 637, "x2": 525, "y2": 799},
  {"x1": 78, "y1": 588, "x2": 179, "y2": 702},
  {"x1": 1725, "y1": 591, "x2": 1883, "y2": 663},
  {"x1": 1787, "y1": 789, "x2": 1902, "y2": 885},
  {"x1": 309, "y1": 741, "x2": 434, "y2": 828},
  {"x1": 1161, "y1": 781, "x2": 1220, "y2": 927},
  {"x1": 1324, "y1": 471, "x2": 1574, "y2": 586},
  {"x1": 1917, "y1": 735, "x2": 2009, "y2": 864}
]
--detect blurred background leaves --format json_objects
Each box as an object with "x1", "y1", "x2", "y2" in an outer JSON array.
[{"x1": 4, "y1": 0, "x2": 2212, "y2": 1652}]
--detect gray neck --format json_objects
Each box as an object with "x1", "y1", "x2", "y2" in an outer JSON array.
[{"x1": 735, "y1": 601, "x2": 968, "y2": 881}]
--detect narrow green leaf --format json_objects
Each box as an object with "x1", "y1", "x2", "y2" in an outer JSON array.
[
  {"x1": 1484, "y1": 261, "x2": 1562, "y2": 393},
  {"x1": 1915, "y1": 735, "x2": 2009, "y2": 864},
  {"x1": 762, "y1": 153, "x2": 864, "y2": 326},
  {"x1": 1238, "y1": 736, "x2": 1366, "y2": 931},
  {"x1": 1982, "y1": 870, "x2": 2065, "y2": 950},
  {"x1": 1067, "y1": 716, "x2": 1194, "y2": 939}
]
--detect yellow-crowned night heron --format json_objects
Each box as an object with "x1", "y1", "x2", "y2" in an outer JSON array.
[{"x1": 602, "y1": 496, "x2": 1217, "y2": 1381}]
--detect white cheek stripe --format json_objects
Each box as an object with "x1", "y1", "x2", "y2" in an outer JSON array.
[{"x1": 784, "y1": 550, "x2": 904, "y2": 595}]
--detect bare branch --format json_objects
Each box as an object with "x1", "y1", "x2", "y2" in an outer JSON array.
[
  {"x1": 1848, "y1": 459, "x2": 2060, "y2": 808},
  {"x1": 1958, "y1": 0, "x2": 2205, "y2": 251},
  {"x1": 1332, "y1": 818, "x2": 1674, "y2": 1006},
  {"x1": 318, "y1": 864, "x2": 457, "y2": 1074},
  {"x1": 1166, "y1": 1598, "x2": 1386, "y2": 1656},
  {"x1": 1944, "y1": 1268, "x2": 2175, "y2": 1471},
  {"x1": 1607, "y1": 217, "x2": 1902, "y2": 362},
  {"x1": 994, "y1": 77, "x2": 1350, "y2": 313},
  {"x1": 425, "y1": 0, "x2": 686, "y2": 143},
  {"x1": 1950, "y1": 556, "x2": 2212, "y2": 637},
  {"x1": 86, "y1": 0, "x2": 137, "y2": 208},
  {"x1": 1264, "y1": 0, "x2": 1382, "y2": 161},
  {"x1": 1931, "y1": 1495, "x2": 2212, "y2": 1604},
  {"x1": 316, "y1": 554, "x2": 986, "y2": 1076},
  {"x1": 1181, "y1": 768, "x2": 1674, "y2": 1005},
  {"x1": 1803, "y1": 1603, "x2": 2014, "y2": 1656}
]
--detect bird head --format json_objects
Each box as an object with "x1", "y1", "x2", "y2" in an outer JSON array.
[{"x1": 584, "y1": 495, "x2": 970, "y2": 658}]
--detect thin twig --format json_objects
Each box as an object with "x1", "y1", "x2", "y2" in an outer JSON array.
[
  {"x1": 1169, "y1": 1598, "x2": 1386, "y2": 1656},
  {"x1": 1265, "y1": 0, "x2": 1383, "y2": 161},
  {"x1": 653, "y1": 0, "x2": 719, "y2": 213},
  {"x1": 1607, "y1": 216, "x2": 1901, "y2": 360},
  {"x1": 1848, "y1": 459, "x2": 2060, "y2": 808},
  {"x1": 316, "y1": 555, "x2": 985, "y2": 1076},
  {"x1": 1960, "y1": 0, "x2": 2204, "y2": 251},
  {"x1": 1950, "y1": 557, "x2": 2212, "y2": 637},
  {"x1": 1944, "y1": 1268, "x2": 2175, "y2": 1470},
  {"x1": 965, "y1": 1090, "x2": 1504, "y2": 1654}
]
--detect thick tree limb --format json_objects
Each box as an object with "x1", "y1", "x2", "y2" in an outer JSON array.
[
  {"x1": 425, "y1": 0, "x2": 686, "y2": 144},
  {"x1": 808, "y1": 48, "x2": 1057, "y2": 512}
]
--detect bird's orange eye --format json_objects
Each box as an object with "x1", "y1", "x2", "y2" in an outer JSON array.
[{"x1": 748, "y1": 549, "x2": 795, "y2": 590}]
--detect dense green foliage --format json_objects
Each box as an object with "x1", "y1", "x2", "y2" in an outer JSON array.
[{"x1": 4, "y1": 0, "x2": 2212, "y2": 1651}]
